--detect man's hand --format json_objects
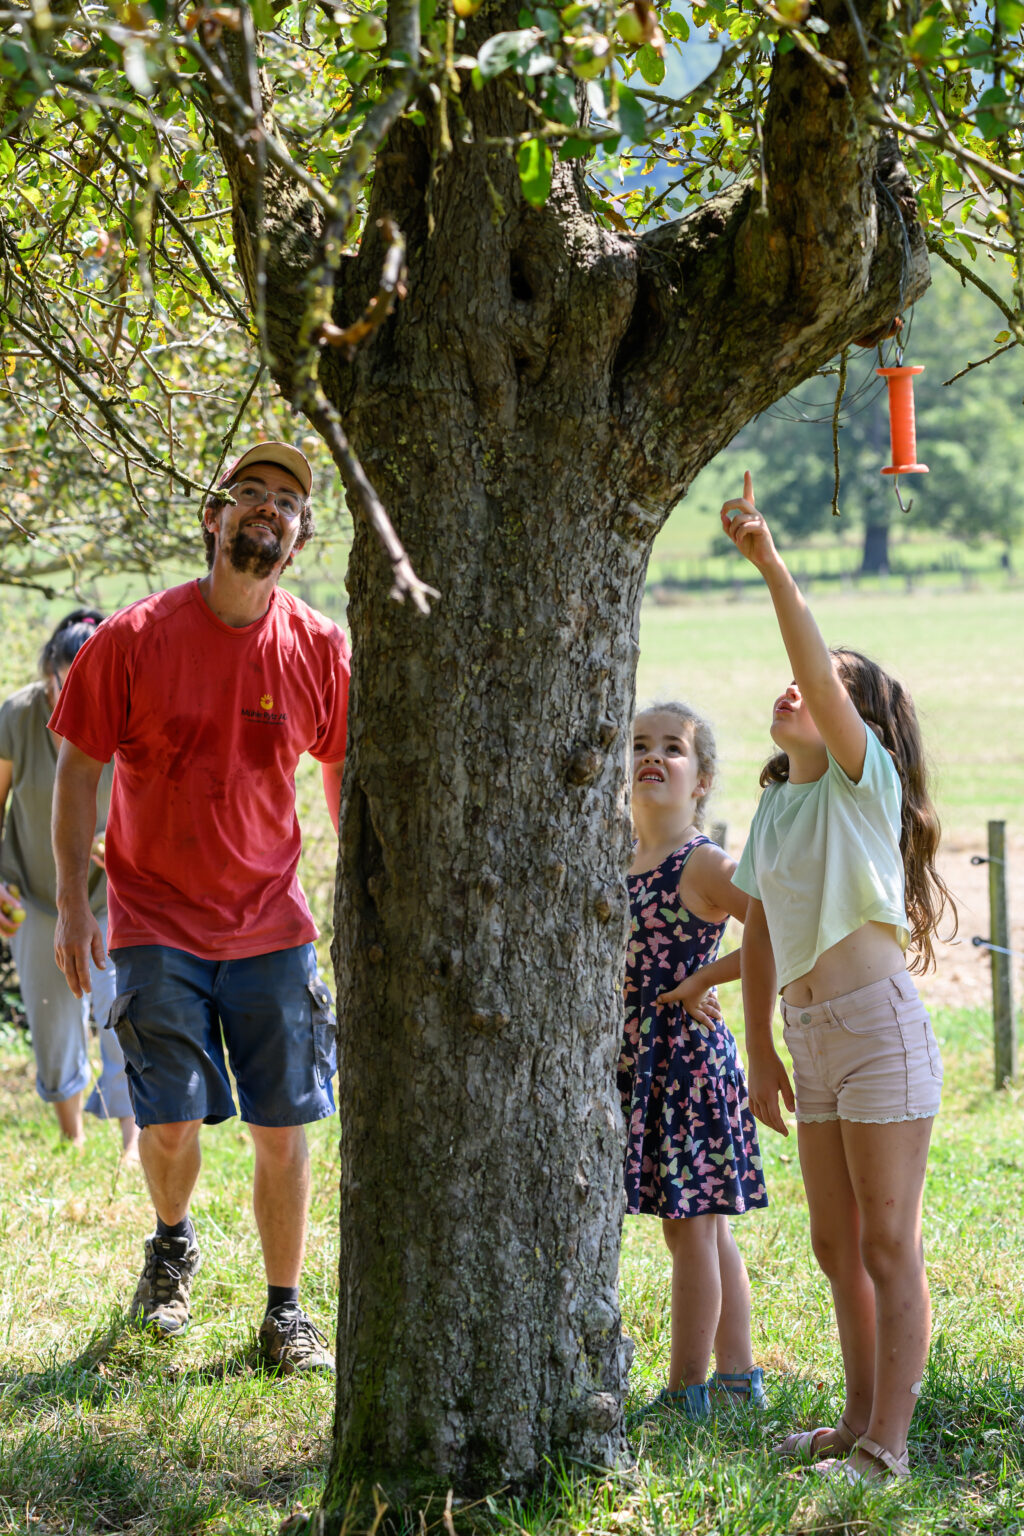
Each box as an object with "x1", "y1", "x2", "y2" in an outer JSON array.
[
  {"x1": 746, "y1": 1047, "x2": 796, "y2": 1137},
  {"x1": 54, "y1": 900, "x2": 106, "y2": 998}
]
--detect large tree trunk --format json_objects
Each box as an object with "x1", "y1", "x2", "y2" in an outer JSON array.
[
  {"x1": 322, "y1": 153, "x2": 644, "y2": 1502},
  {"x1": 211, "y1": 0, "x2": 929, "y2": 1520}
]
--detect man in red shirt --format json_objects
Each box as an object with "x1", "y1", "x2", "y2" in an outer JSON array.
[{"x1": 52, "y1": 442, "x2": 349, "y2": 1374}]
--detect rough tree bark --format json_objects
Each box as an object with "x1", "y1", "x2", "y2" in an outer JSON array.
[{"x1": 212, "y1": 0, "x2": 928, "y2": 1520}]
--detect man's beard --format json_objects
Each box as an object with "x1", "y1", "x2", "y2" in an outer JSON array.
[{"x1": 226, "y1": 524, "x2": 283, "y2": 577}]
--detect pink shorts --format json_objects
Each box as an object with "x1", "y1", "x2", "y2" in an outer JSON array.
[{"x1": 779, "y1": 971, "x2": 942, "y2": 1125}]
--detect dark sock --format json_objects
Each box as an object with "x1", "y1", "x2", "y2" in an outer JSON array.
[
  {"x1": 266, "y1": 1285, "x2": 299, "y2": 1316},
  {"x1": 156, "y1": 1215, "x2": 193, "y2": 1243}
]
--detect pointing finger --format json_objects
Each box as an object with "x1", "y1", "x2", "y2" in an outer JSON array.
[{"x1": 743, "y1": 469, "x2": 754, "y2": 505}]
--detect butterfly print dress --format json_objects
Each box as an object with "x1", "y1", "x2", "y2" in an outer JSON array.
[{"x1": 619, "y1": 835, "x2": 768, "y2": 1219}]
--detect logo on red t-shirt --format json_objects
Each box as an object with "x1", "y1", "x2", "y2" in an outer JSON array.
[{"x1": 243, "y1": 692, "x2": 287, "y2": 724}]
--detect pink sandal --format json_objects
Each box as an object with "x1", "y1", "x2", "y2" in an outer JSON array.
[
  {"x1": 824, "y1": 1435, "x2": 910, "y2": 1485},
  {"x1": 772, "y1": 1414, "x2": 858, "y2": 1461}
]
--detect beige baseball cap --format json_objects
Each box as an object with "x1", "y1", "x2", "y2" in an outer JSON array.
[{"x1": 217, "y1": 441, "x2": 313, "y2": 498}]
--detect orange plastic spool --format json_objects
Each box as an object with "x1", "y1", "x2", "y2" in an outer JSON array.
[{"x1": 876, "y1": 364, "x2": 928, "y2": 476}]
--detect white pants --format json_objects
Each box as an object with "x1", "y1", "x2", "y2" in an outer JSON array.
[{"x1": 9, "y1": 905, "x2": 132, "y2": 1118}]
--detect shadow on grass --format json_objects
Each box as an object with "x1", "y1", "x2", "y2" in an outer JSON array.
[
  {"x1": 0, "y1": 1315, "x2": 262, "y2": 1407},
  {"x1": 0, "y1": 1423, "x2": 329, "y2": 1536}
]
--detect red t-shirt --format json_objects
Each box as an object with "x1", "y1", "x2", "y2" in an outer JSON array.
[{"x1": 51, "y1": 581, "x2": 350, "y2": 960}]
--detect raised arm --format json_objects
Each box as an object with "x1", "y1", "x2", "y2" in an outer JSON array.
[
  {"x1": 740, "y1": 895, "x2": 794, "y2": 1137},
  {"x1": 53, "y1": 739, "x2": 106, "y2": 997},
  {"x1": 721, "y1": 473, "x2": 867, "y2": 782}
]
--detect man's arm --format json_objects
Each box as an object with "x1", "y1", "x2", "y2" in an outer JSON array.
[
  {"x1": 321, "y1": 759, "x2": 344, "y2": 835},
  {"x1": 53, "y1": 739, "x2": 106, "y2": 998}
]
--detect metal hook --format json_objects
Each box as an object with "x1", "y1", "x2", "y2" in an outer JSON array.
[{"x1": 892, "y1": 476, "x2": 913, "y2": 516}]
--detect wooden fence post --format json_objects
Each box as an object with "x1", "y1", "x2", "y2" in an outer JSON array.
[{"x1": 984, "y1": 822, "x2": 1017, "y2": 1090}]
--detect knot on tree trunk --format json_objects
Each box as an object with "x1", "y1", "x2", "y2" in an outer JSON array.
[{"x1": 566, "y1": 746, "x2": 602, "y2": 786}]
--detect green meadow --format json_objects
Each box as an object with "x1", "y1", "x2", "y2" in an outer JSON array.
[
  {"x1": 636, "y1": 581, "x2": 1023, "y2": 849},
  {"x1": 1, "y1": 571, "x2": 1022, "y2": 1534}
]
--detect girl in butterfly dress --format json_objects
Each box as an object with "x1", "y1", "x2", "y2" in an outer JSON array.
[{"x1": 620, "y1": 702, "x2": 768, "y2": 1421}]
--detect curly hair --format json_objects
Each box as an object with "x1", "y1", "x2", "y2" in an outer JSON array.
[
  {"x1": 759, "y1": 648, "x2": 956, "y2": 971},
  {"x1": 39, "y1": 608, "x2": 104, "y2": 679},
  {"x1": 635, "y1": 700, "x2": 717, "y2": 831}
]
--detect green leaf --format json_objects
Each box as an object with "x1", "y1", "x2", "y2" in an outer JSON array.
[
  {"x1": 662, "y1": 12, "x2": 690, "y2": 41},
  {"x1": 122, "y1": 39, "x2": 154, "y2": 96},
  {"x1": 251, "y1": 0, "x2": 276, "y2": 29},
  {"x1": 615, "y1": 84, "x2": 646, "y2": 143},
  {"x1": 558, "y1": 136, "x2": 593, "y2": 160},
  {"x1": 994, "y1": 330, "x2": 1012, "y2": 343},
  {"x1": 995, "y1": 0, "x2": 1024, "y2": 30},
  {"x1": 636, "y1": 43, "x2": 665, "y2": 86},
  {"x1": 907, "y1": 13, "x2": 945, "y2": 63},
  {"x1": 477, "y1": 28, "x2": 540, "y2": 79},
  {"x1": 534, "y1": 6, "x2": 561, "y2": 41},
  {"x1": 976, "y1": 84, "x2": 1011, "y2": 138},
  {"x1": 517, "y1": 138, "x2": 552, "y2": 206}
]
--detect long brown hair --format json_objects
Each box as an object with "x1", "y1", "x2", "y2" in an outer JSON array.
[{"x1": 759, "y1": 648, "x2": 956, "y2": 971}]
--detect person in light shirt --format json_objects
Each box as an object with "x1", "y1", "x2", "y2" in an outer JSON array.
[{"x1": 0, "y1": 609, "x2": 135, "y2": 1155}]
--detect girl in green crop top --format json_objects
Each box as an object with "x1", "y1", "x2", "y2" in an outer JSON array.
[{"x1": 723, "y1": 473, "x2": 955, "y2": 1488}]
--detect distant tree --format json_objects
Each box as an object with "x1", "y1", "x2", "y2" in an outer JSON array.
[
  {"x1": 2, "y1": 2, "x2": 1024, "y2": 1526},
  {"x1": 680, "y1": 259, "x2": 1024, "y2": 571}
]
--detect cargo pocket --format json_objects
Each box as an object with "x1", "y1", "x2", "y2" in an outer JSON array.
[
  {"x1": 108, "y1": 989, "x2": 146, "y2": 1074},
  {"x1": 308, "y1": 978, "x2": 337, "y2": 1087}
]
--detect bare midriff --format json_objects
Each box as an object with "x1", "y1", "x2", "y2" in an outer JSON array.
[{"x1": 781, "y1": 921, "x2": 908, "y2": 1007}]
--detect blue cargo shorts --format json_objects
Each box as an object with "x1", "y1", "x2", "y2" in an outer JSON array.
[{"x1": 107, "y1": 942, "x2": 337, "y2": 1128}]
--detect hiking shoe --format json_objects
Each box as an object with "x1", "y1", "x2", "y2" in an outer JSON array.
[
  {"x1": 129, "y1": 1231, "x2": 202, "y2": 1336},
  {"x1": 258, "y1": 1303, "x2": 334, "y2": 1375}
]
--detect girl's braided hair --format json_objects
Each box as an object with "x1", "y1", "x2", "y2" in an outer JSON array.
[{"x1": 759, "y1": 648, "x2": 956, "y2": 971}]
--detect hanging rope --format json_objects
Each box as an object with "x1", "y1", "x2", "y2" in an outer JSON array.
[{"x1": 830, "y1": 347, "x2": 848, "y2": 516}]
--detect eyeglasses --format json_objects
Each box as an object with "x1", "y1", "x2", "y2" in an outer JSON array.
[{"x1": 224, "y1": 479, "x2": 306, "y2": 521}]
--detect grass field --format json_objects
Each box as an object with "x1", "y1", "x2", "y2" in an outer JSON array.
[
  {"x1": 636, "y1": 582, "x2": 1024, "y2": 849},
  {"x1": 1, "y1": 570, "x2": 1022, "y2": 1534},
  {"x1": 1, "y1": 1003, "x2": 1022, "y2": 1535}
]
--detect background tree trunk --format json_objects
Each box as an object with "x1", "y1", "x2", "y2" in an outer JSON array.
[{"x1": 861, "y1": 521, "x2": 891, "y2": 574}]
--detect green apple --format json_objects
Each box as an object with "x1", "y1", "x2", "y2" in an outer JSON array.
[
  {"x1": 614, "y1": 7, "x2": 647, "y2": 48},
  {"x1": 349, "y1": 13, "x2": 385, "y2": 49},
  {"x1": 571, "y1": 35, "x2": 611, "y2": 78}
]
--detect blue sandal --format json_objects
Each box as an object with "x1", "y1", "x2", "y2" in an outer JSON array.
[
  {"x1": 707, "y1": 1366, "x2": 767, "y2": 1410},
  {"x1": 629, "y1": 1381, "x2": 711, "y2": 1427}
]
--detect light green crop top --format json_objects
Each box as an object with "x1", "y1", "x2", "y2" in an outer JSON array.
[{"x1": 733, "y1": 725, "x2": 910, "y2": 991}]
